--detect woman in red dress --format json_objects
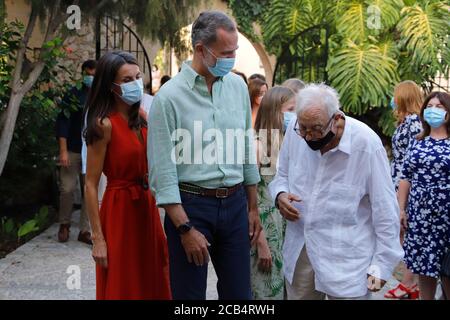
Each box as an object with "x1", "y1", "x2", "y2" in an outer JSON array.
[{"x1": 84, "y1": 51, "x2": 171, "y2": 300}]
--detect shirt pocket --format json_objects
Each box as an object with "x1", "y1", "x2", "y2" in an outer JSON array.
[{"x1": 324, "y1": 181, "x2": 363, "y2": 225}]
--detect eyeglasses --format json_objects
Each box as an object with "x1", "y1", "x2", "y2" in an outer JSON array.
[{"x1": 294, "y1": 115, "x2": 335, "y2": 138}]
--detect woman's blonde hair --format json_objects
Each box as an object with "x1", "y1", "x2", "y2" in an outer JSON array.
[
  {"x1": 254, "y1": 86, "x2": 295, "y2": 157},
  {"x1": 393, "y1": 80, "x2": 423, "y2": 124}
]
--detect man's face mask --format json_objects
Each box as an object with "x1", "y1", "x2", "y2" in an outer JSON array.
[
  {"x1": 113, "y1": 78, "x2": 144, "y2": 106},
  {"x1": 204, "y1": 46, "x2": 235, "y2": 77},
  {"x1": 303, "y1": 115, "x2": 337, "y2": 151},
  {"x1": 305, "y1": 130, "x2": 335, "y2": 151},
  {"x1": 83, "y1": 75, "x2": 94, "y2": 88}
]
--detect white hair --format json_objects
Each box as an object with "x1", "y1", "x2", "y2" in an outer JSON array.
[{"x1": 296, "y1": 83, "x2": 341, "y2": 118}]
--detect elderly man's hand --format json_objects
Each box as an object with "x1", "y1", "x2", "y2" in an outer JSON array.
[
  {"x1": 367, "y1": 275, "x2": 387, "y2": 292},
  {"x1": 277, "y1": 192, "x2": 302, "y2": 221}
]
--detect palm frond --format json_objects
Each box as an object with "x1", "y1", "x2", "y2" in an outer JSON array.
[
  {"x1": 336, "y1": 0, "x2": 367, "y2": 43},
  {"x1": 263, "y1": 0, "x2": 314, "y2": 54},
  {"x1": 328, "y1": 39, "x2": 399, "y2": 114},
  {"x1": 366, "y1": 0, "x2": 404, "y2": 30},
  {"x1": 398, "y1": 2, "x2": 450, "y2": 74}
]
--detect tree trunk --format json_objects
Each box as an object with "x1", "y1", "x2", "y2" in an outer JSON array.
[
  {"x1": 0, "y1": 0, "x2": 104, "y2": 175},
  {"x1": 0, "y1": 92, "x2": 25, "y2": 174},
  {"x1": 0, "y1": 0, "x2": 62, "y2": 175}
]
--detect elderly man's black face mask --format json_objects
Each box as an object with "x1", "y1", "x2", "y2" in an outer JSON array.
[
  {"x1": 305, "y1": 129, "x2": 335, "y2": 151},
  {"x1": 304, "y1": 115, "x2": 336, "y2": 151}
]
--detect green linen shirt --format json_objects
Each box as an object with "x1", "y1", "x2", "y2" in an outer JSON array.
[{"x1": 147, "y1": 61, "x2": 260, "y2": 206}]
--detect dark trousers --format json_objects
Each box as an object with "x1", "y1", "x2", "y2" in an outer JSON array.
[{"x1": 164, "y1": 186, "x2": 252, "y2": 300}]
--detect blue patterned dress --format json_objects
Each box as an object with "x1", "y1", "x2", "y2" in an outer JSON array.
[
  {"x1": 391, "y1": 114, "x2": 422, "y2": 190},
  {"x1": 402, "y1": 136, "x2": 450, "y2": 278}
]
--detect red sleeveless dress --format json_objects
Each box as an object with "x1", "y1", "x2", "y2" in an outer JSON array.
[{"x1": 96, "y1": 111, "x2": 171, "y2": 300}]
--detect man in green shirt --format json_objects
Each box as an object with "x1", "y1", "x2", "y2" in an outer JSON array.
[{"x1": 148, "y1": 11, "x2": 262, "y2": 300}]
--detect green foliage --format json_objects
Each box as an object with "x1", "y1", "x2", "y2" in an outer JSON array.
[
  {"x1": 0, "y1": 21, "x2": 22, "y2": 110},
  {"x1": 1, "y1": 217, "x2": 15, "y2": 237},
  {"x1": 232, "y1": 0, "x2": 450, "y2": 137},
  {"x1": 328, "y1": 40, "x2": 399, "y2": 113},
  {"x1": 17, "y1": 220, "x2": 39, "y2": 239},
  {"x1": 0, "y1": 21, "x2": 73, "y2": 205},
  {"x1": 263, "y1": 0, "x2": 314, "y2": 56},
  {"x1": 226, "y1": 0, "x2": 271, "y2": 40},
  {"x1": 17, "y1": 206, "x2": 49, "y2": 239},
  {"x1": 1, "y1": 206, "x2": 49, "y2": 242},
  {"x1": 397, "y1": 2, "x2": 450, "y2": 80}
]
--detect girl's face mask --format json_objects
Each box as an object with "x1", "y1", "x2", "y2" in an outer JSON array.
[{"x1": 424, "y1": 106, "x2": 447, "y2": 128}]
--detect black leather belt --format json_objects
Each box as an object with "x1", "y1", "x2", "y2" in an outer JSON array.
[{"x1": 179, "y1": 182, "x2": 243, "y2": 199}]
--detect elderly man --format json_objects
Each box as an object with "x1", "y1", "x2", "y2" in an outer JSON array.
[
  {"x1": 269, "y1": 83, "x2": 404, "y2": 300},
  {"x1": 148, "y1": 11, "x2": 261, "y2": 300}
]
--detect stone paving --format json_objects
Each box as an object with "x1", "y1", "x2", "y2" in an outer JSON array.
[{"x1": 0, "y1": 210, "x2": 405, "y2": 300}]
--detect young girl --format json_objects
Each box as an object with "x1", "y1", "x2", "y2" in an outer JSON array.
[
  {"x1": 251, "y1": 86, "x2": 296, "y2": 299},
  {"x1": 84, "y1": 51, "x2": 171, "y2": 300}
]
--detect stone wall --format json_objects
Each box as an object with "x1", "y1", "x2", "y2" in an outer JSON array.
[{"x1": 5, "y1": 0, "x2": 161, "y2": 84}]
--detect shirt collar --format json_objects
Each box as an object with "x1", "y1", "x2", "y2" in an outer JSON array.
[
  {"x1": 181, "y1": 60, "x2": 224, "y2": 90},
  {"x1": 335, "y1": 115, "x2": 352, "y2": 155}
]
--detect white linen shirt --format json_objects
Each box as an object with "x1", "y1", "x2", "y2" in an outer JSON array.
[{"x1": 269, "y1": 116, "x2": 404, "y2": 298}]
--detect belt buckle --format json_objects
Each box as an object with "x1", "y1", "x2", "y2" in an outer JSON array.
[{"x1": 215, "y1": 188, "x2": 229, "y2": 199}]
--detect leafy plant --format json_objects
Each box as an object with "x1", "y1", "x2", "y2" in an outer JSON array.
[
  {"x1": 231, "y1": 0, "x2": 450, "y2": 137},
  {"x1": 0, "y1": 21, "x2": 75, "y2": 206},
  {"x1": 17, "y1": 220, "x2": 39, "y2": 240},
  {"x1": 16, "y1": 206, "x2": 50, "y2": 241},
  {"x1": 328, "y1": 40, "x2": 399, "y2": 114},
  {"x1": 1, "y1": 217, "x2": 16, "y2": 237}
]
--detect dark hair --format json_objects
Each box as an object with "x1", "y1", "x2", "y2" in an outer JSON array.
[
  {"x1": 81, "y1": 60, "x2": 97, "y2": 73},
  {"x1": 249, "y1": 74, "x2": 266, "y2": 83},
  {"x1": 191, "y1": 11, "x2": 236, "y2": 47},
  {"x1": 160, "y1": 75, "x2": 172, "y2": 87},
  {"x1": 417, "y1": 91, "x2": 450, "y2": 140},
  {"x1": 83, "y1": 51, "x2": 146, "y2": 145},
  {"x1": 145, "y1": 82, "x2": 152, "y2": 95},
  {"x1": 248, "y1": 78, "x2": 268, "y2": 108},
  {"x1": 232, "y1": 70, "x2": 248, "y2": 85}
]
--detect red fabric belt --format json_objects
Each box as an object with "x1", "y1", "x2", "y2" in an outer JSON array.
[{"x1": 106, "y1": 179, "x2": 148, "y2": 200}]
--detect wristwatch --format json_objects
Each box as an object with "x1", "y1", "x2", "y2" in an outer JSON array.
[
  {"x1": 275, "y1": 191, "x2": 286, "y2": 209},
  {"x1": 177, "y1": 222, "x2": 193, "y2": 235}
]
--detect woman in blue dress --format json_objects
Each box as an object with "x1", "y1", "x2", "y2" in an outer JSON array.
[
  {"x1": 385, "y1": 81, "x2": 423, "y2": 299},
  {"x1": 398, "y1": 92, "x2": 450, "y2": 300}
]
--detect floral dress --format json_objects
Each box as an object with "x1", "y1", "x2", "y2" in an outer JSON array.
[
  {"x1": 250, "y1": 139, "x2": 285, "y2": 300},
  {"x1": 391, "y1": 114, "x2": 422, "y2": 190},
  {"x1": 402, "y1": 136, "x2": 450, "y2": 278}
]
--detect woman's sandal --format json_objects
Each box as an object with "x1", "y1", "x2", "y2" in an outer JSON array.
[{"x1": 384, "y1": 283, "x2": 419, "y2": 300}]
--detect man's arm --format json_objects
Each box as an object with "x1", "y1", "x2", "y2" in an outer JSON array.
[
  {"x1": 242, "y1": 89, "x2": 262, "y2": 246},
  {"x1": 367, "y1": 147, "x2": 404, "y2": 290},
  {"x1": 147, "y1": 95, "x2": 210, "y2": 266},
  {"x1": 267, "y1": 121, "x2": 301, "y2": 220},
  {"x1": 56, "y1": 109, "x2": 70, "y2": 167},
  {"x1": 268, "y1": 122, "x2": 292, "y2": 205}
]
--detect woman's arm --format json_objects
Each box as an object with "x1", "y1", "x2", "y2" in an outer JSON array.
[
  {"x1": 85, "y1": 118, "x2": 111, "y2": 268},
  {"x1": 397, "y1": 179, "x2": 411, "y2": 232}
]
